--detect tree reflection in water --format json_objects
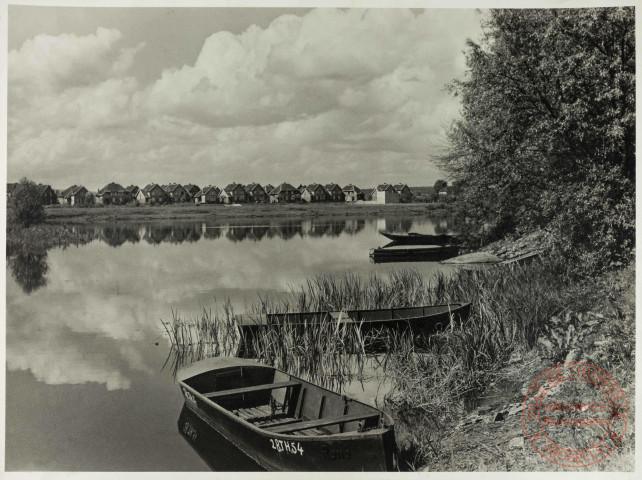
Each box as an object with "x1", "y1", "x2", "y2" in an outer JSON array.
[{"x1": 8, "y1": 252, "x2": 49, "y2": 294}]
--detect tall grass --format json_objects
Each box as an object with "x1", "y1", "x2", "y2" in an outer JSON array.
[{"x1": 164, "y1": 258, "x2": 631, "y2": 468}]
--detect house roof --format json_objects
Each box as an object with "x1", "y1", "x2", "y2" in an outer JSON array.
[
  {"x1": 183, "y1": 184, "x2": 200, "y2": 192},
  {"x1": 270, "y1": 182, "x2": 298, "y2": 194},
  {"x1": 263, "y1": 184, "x2": 275, "y2": 193},
  {"x1": 141, "y1": 183, "x2": 163, "y2": 193},
  {"x1": 224, "y1": 183, "x2": 244, "y2": 193},
  {"x1": 162, "y1": 183, "x2": 185, "y2": 193},
  {"x1": 198, "y1": 185, "x2": 220, "y2": 196},
  {"x1": 374, "y1": 184, "x2": 396, "y2": 192},
  {"x1": 325, "y1": 183, "x2": 341, "y2": 192},
  {"x1": 61, "y1": 185, "x2": 86, "y2": 198},
  {"x1": 393, "y1": 183, "x2": 410, "y2": 191},
  {"x1": 245, "y1": 183, "x2": 264, "y2": 193},
  {"x1": 97, "y1": 183, "x2": 126, "y2": 195},
  {"x1": 125, "y1": 185, "x2": 139, "y2": 194},
  {"x1": 304, "y1": 183, "x2": 327, "y2": 195},
  {"x1": 342, "y1": 184, "x2": 362, "y2": 193}
]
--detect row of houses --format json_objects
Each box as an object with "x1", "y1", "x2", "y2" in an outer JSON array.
[{"x1": 7, "y1": 181, "x2": 415, "y2": 206}]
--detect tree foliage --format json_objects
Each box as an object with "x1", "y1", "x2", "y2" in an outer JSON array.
[
  {"x1": 7, "y1": 178, "x2": 47, "y2": 228},
  {"x1": 433, "y1": 179, "x2": 448, "y2": 193},
  {"x1": 440, "y1": 8, "x2": 634, "y2": 272}
]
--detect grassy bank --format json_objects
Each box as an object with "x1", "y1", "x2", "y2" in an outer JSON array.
[
  {"x1": 44, "y1": 201, "x2": 454, "y2": 224},
  {"x1": 165, "y1": 260, "x2": 635, "y2": 471}
]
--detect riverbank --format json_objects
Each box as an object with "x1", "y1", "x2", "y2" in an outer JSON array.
[
  {"x1": 44, "y1": 202, "x2": 454, "y2": 224},
  {"x1": 165, "y1": 255, "x2": 635, "y2": 471},
  {"x1": 386, "y1": 260, "x2": 635, "y2": 471}
]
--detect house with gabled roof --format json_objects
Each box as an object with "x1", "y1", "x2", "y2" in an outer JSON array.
[
  {"x1": 125, "y1": 185, "x2": 140, "y2": 198},
  {"x1": 393, "y1": 183, "x2": 413, "y2": 203},
  {"x1": 219, "y1": 183, "x2": 247, "y2": 204},
  {"x1": 264, "y1": 184, "x2": 275, "y2": 195},
  {"x1": 183, "y1": 184, "x2": 201, "y2": 199},
  {"x1": 371, "y1": 183, "x2": 400, "y2": 204},
  {"x1": 58, "y1": 185, "x2": 89, "y2": 205},
  {"x1": 301, "y1": 183, "x2": 330, "y2": 203},
  {"x1": 137, "y1": 183, "x2": 166, "y2": 204},
  {"x1": 342, "y1": 184, "x2": 364, "y2": 202},
  {"x1": 36, "y1": 184, "x2": 58, "y2": 205},
  {"x1": 269, "y1": 183, "x2": 301, "y2": 203},
  {"x1": 162, "y1": 183, "x2": 189, "y2": 203},
  {"x1": 244, "y1": 183, "x2": 268, "y2": 203},
  {"x1": 96, "y1": 182, "x2": 131, "y2": 205},
  {"x1": 324, "y1": 183, "x2": 345, "y2": 202},
  {"x1": 8, "y1": 182, "x2": 58, "y2": 204},
  {"x1": 194, "y1": 185, "x2": 220, "y2": 204}
]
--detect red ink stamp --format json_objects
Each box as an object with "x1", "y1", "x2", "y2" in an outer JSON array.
[{"x1": 522, "y1": 362, "x2": 628, "y2": 467}]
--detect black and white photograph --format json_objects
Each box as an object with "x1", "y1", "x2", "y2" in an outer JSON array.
[{"x1": 4, "y1": 0, "x2": 636, "y2": 474}]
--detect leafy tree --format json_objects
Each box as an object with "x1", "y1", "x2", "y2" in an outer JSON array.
[
  {"x1": 440, "y1": 8, "x2": 634, "y2": 272},
  {"x1": 7, "y1": 178, "x2": 46, "y2": 228},
  {"x1": 433, "y1": 179, "x2": 448, "y2": 194}
]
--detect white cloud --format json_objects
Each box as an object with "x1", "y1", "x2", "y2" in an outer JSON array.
[{"x1": 8, "y1": 9, "x2": 483, "y2": 188}]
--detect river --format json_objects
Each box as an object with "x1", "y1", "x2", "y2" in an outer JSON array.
[{"x1": 5, "y1": 214, "x2": 456, "y2": 471}]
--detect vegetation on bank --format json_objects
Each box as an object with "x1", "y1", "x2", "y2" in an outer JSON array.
[
  {"x1": 165, "y1": 258, "x2": 634, "y2": 470},
  {"x1": 43, "y1": 201, "x2": 455, "y2": 224},
  {"x1": 440, "y1": 8, "x2": 635, "y2": 274}
]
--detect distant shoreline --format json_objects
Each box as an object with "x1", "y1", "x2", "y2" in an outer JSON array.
[{"x1": 44, "y1": 202, "x2": 455, "y2": 225}]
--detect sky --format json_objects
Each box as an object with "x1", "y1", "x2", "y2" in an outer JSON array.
[{"x1": 7, "y1": 6, "x2": 485, "y2": 191}]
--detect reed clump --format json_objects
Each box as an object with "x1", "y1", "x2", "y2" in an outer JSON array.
[{"x1": 382, "y1": 258, "x2": 632, "y2": 468}]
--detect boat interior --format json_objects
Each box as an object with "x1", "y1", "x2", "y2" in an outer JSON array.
[{"x1": 182, "y1": 365, "x2": 385, "y2": 436}]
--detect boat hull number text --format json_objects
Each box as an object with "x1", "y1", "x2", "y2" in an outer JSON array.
[{"x1": 270, "y1": 438, "x2": 304, "y2": 455}]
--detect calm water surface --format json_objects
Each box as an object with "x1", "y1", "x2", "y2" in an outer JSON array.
[{"x1": 6, "y1": 214, "x2": 455, "y2": 471}]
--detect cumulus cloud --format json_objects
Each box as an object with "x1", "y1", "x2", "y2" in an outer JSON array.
[{"x1": 8, "y1": 9, "x2": 482, "y2": 188}]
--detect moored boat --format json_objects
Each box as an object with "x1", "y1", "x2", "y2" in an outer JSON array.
[
  {"x1": 178, "y1": 357, "x2": 398, "y2": 471},
  {"x1": 235, "y1": 302, "x2": 470, "y2": 336},
  {"x1": 369, "y1": 244, "x2": 460, "y2": 263},
  {"x1": 379, "y1": 231, "x2": 459, "y2": 245}
]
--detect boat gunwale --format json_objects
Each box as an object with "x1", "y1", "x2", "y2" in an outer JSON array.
[{"x1": 236, "y1": 302, "x2": 471, "y2": 326}]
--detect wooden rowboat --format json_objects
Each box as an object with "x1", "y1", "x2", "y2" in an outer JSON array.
[
  {"x1": 235, "y1": 303, "x2": 470, "y2": 336},
  {"x1": 369, "y1": 245, "x2": 460, "y2": 263},
  {"x1": 178, "y1": 403, "x2": 264, "y2": 471},
  {"x1": 178, "y1": 357, "x2": 398, "y2": 471},
  {"x1": 379, "y1": 231, "x2": 459, "y2": 245}
]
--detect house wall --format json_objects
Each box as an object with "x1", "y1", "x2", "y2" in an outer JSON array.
[
  {"x1": 372, "y1": 189, "x2": 399, "y2": 204},
  {"x1": 169, "y1": 187, "x2": 189, "y2": 202},
  {"x1": 344, "y1": 191, "x2": 361, "y2": 202},
  {"x1": 332, "y1": 191, "x2": 345, "y2": 201},
  {"x1": 232, "y1": 187, "x2": 247, "y2": 203}
]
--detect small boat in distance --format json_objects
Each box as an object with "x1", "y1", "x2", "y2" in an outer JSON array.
[
  {"x1": 178, "y1": 357, "x2": 398, "y2": 471},
  {"x1": 379, "y1": 231, "x2": 459, "y2": 245},
  {"x1": 369, "y1": 244, "x2": 460, "y2": 263},
  {"x1": 235, "y1": 302, "x2": 471, "y2": 336}
]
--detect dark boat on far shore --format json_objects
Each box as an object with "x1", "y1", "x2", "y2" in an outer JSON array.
[
  {"x1": 379, "y1": 231, "x2": 459, "y2": 245},
  {"x1": 369, "y1": 244, "x2": 460, "y2": 263},
  {"x1": 178, "y1": 357, "x2": 398, "y2": 471}
]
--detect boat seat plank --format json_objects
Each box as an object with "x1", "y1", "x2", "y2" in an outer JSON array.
[
  {"x1": 265, "y1": 412, "x2": 380, "y2": 434},
  {"x1": 204, "y1": 380, "x2": 300, "y2": 399}
]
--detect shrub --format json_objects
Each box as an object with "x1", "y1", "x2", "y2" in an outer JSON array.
[{"x1": 7, "y1": 178, "x2": 46, "y2": 228}]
